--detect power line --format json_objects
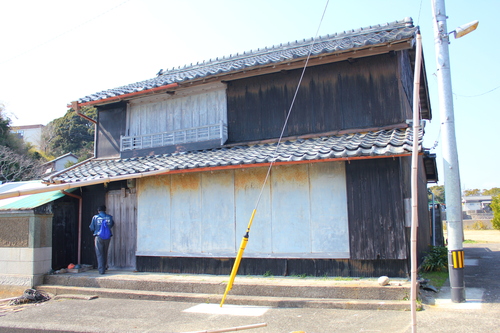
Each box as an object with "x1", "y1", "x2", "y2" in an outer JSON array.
[
  {"x1": 0, "y1": 0, "x2": 132, "y2": 66},
  {"x1": 454, "y1": 84, "x2": 500, "y2": 98}
]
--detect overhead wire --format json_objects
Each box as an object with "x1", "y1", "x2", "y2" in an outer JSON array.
[
  {"x1": 252, "y1": 0, "x2": 330, "y2": 212},
  {"x1": 220, "y1": 0, "x2": 330, "y2": 307}
]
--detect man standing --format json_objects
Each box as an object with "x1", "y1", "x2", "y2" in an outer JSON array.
[{"x1": 89, "y1": 205, "x2": 114, "y2": 274}]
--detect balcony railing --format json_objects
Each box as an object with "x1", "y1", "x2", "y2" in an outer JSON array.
[{"x1": 120, "y1": 121, "x2": 228, "y2": 151}]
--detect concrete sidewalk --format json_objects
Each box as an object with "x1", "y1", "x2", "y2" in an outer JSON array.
[{"x1": 0, "y1": 229, "x2": 499, "y2": 333}]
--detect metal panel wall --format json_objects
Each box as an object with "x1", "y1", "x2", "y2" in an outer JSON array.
[
  {"x1": 136, "y1": 162, "x2": 349, "y2": 259},
  {"x1": 271, "y1": 164, "x2": 311, "y2": 253},
  {"x1": 137, "y1": 176, "x2": 171, "y2": 253}
]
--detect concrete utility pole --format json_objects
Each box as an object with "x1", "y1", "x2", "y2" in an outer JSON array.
[{"x1": 432, "y1": 0, "x2": 478, "y2": 303}]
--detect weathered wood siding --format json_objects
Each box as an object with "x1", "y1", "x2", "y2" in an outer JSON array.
[
  {"x1": 346, "y1": 158, "x2": 407, "y2": 260},
  {"x1": 106, "y1": 188, "x2": 137, "y2": 269},
  {"x1": 136, "y1": 256, "x2": 408, "y2": 277},
  {"x1": 127, "y1": 84, "x2": 227, "y2": 137},
  {"x1": 227, "y1": 53, "x2": 405, "y2": 143},
  {"x1": 399, "y1": 156, "x2": 432, "y2": 265},
  {"x1": 136, "y1": 162, "x2": 349, "y2": 259},
  {"x1": 96, "y1": 102, "x2": 127, "y2": 158}
]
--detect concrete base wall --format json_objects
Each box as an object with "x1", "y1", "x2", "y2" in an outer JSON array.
[{"x1": 0, "y1": 247, "x2": 52, "y2": 293}]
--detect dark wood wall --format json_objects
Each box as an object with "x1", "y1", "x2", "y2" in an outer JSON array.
[
  {"x1": 51, "y1": 195, "x2": 80, "y2": 270},
  {"x1": 227, "y1": 53, "x2": 406, "y2": 143},
  {"x1": 81, "y1": 184, "x2": 106, "y2": 267},
  {"x1": 136, "y1": 257, "x2": 409, "y2": 278},
  {"x1": 346, "y1": 158, "x2": 407, "y2": 261},
  {"x1": 96, "y1": 102, "x2": 127, "y2": 158}
]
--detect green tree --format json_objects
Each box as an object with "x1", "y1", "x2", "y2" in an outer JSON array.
[
  {"x1": 463, "y1": 189, "x2": 481, "y2": 197},
  {"x1": 483, "y1": 188, "x2": 500, "y2": 196},
  {"x1": 0, "y1": 103, "x2": 44, "y2": 181},
  {"x1": 491, "y1": 194, "x2": 500, "y2": 230},
  {"x1": 44, "y1": 106, "x2": 96, "y2": 161},
  {"x1": 429, "y1": 185, "x2": 445, "y2": 203}
]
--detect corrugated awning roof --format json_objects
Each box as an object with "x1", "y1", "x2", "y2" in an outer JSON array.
[{"x1": 0, "y1": 181, "x2": 76, "y2": 210}]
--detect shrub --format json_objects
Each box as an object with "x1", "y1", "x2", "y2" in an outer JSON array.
[
  {"x1": 492, "y1": 194, "x2": 500, "y2": 231},
  {"x1": 420, "y1": 246, "x2": 448, "y2": 272}
]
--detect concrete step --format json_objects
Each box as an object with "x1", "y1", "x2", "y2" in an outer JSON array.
[{"x1": 36, "y1": 270, "x2": 414, "y2": 310}]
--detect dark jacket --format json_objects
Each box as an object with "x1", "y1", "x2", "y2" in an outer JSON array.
[{"x1": 89, "y1": 212, "x2": 115, "y2": 237}]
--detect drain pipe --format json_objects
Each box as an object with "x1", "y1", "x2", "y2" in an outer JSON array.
[
  {"x1": 62, "y1": 190, "x2": 83, "y2": 266},
  {"x1": 410, "y1": 30, "x2": 423, "y2": 333},
  {"x1": 70, "y1": 101, "x2": 97, "y2": 124}
]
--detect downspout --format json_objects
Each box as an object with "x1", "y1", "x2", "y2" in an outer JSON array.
[
  {"x1": 71, "y1": 101, "x2": 97, "y2": 125},
  {"x1": 70, "y1": 101, "x2": 98, "y2": 157},
  {"x1": 410, "y1": 31, "x2": 423, "y2": 333},
  {"x1": 62, "y1": 190, "x2": 83, "y2": 266}
]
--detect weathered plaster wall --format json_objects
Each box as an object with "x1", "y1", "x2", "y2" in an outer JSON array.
[
  {"x1": 0, "y1": 216, "x2": 29, "y2": 247},
  {"x1": 0, "y1": 211, "x2": 53, "y2": 294}
]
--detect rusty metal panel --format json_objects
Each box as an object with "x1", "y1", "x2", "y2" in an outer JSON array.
[
  {"x1": 234, "y1": 168, "x2": 272, "y2": 255},
  {"x1": 271, "y1": 164, "x2": 311, "y2": 254},
  {"x1": 137, "y1": 176, "x2": 171, "y2": 253},
  {"x1": 309, "y1": 163, "x2": 349, "y2": 256},
  {"x1": 201, "y1": 170, "x2": 235, "y2": 253}
]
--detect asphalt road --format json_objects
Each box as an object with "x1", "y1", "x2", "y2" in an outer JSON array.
[{"x1": 0, "y1": 230, "x2": 499, "y2": 333}]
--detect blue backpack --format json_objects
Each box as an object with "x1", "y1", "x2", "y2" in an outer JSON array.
[{"x1": 97, "y1": 218, "x2": 112, "y2": 240}]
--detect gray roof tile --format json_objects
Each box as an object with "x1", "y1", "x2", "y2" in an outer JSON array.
[
  {"x1": 78, "y1": 18, "x2": 416, "y2": 103},
  {"x1": 48, "y1": 127, "x2": 421, "y2": 184}
]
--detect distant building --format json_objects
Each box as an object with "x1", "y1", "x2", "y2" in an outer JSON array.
[
  {"x1": 10, "y1": 124, "x2": 45, "y2": 149},
  {"x1": 42, "y1": 153, "x2": 78, "y2": 175},
  {"x1": 463, "y1": 196, "x2": 492, "y2": 212}
]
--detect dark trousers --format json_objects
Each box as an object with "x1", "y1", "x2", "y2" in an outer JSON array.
[{"x1": 95, "y1": 236, "x2": 111, "y2": 274}]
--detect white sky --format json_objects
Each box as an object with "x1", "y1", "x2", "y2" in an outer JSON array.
[{"x1": 0, "y1": 0, "x2": 498, "y2": 190}]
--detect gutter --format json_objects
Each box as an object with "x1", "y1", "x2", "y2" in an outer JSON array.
[
  {"x1": 0, "y1": 168, "x2": 171, "y2": 200},
  {"x1": 68, "y1": 82, "x2": 179, "y2": 109}
]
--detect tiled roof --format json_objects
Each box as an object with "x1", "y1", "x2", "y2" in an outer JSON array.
[
  {"x1": 78, "y1": 18, "x2": 416, "y2": 103},
  {"x1": 48, "y1": 127, "x2": 421, "y2": 184}
]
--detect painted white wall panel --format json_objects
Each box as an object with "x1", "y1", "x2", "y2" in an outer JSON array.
[
  {"x1": 271, "y1": 165, "x2": 311, "y2": 253},
  {"x1": 234, "y1": 168, "x2": 272, "y2": 254},
  {"x1": 137, "y1": 176, "x2": 171, "y2": 252},
  {"x1": 309, "y1": 162, "x2": 349, "y2": 253},
  {"x1": 201, "y1": 170, "x2": 235, "y2": 253},
  {"x1": 136, "y1": 162, "x2": 349, "y2": 258},
  {"x1": 170, "y1": 173, "x2": 202, "y2": 253}
]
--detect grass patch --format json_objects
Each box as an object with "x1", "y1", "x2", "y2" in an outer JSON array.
[
  {"x1": 332, "y1": 277, "x2": 357, "y2": 281},
  {"x1": 263, "y1": 271, "x2": 273, "y2": 278},
  {"x1": 420, "y1": 271, "x2": 448, "y2": 289},
  {"x1": 464, "y1": 239, "x2": 478, "y2": 244}
]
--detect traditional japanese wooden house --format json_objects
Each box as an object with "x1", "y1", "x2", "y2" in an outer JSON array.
[{"x1": 42, "y1": 18, "x2": 436, "y2": 277}]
